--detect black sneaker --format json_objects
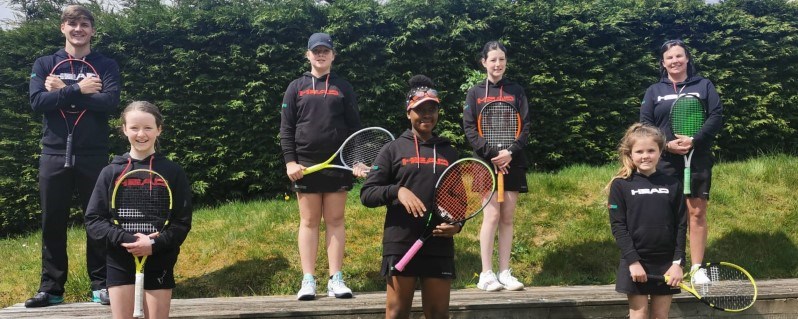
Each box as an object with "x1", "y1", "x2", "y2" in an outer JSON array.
[
  {"x1": 93, "y1": 289, "x2": 111, "y2": 305},
  {"x1": 24, "y1": 292, "x2": 64, "y2": 308}
]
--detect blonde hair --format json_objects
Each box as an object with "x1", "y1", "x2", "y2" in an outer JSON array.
[{"x1": 605, "y1": 123, "x2": 666, "y2": 189}]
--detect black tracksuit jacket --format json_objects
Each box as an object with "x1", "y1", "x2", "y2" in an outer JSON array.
[
  {"x1": 608, "y1": 172, "x2": 687, "y2": 264},
  {"x1": 463, "y1": 78, "x2": 531, "y2": 168},
  {"x1": 30, "y1": 49, "x2": 121, "y2": 155},
  {"x1": 360, "y1": 130, "x2": 460, "y2": 257},
  {"x1": 280, "y1": 72, "x2": 361, "y2": 165},
  {"x1": 85, "y1": 153, "x2": 192, "y2": 255},
  {"x1": 640, "y1": 75, "x2": 723, "y2": 163}
]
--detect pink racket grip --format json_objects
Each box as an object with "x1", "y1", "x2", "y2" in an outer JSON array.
[{"x1": 394, "y1": 239, "x2": 424, "y2": 272}]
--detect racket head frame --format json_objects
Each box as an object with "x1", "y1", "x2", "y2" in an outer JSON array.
[
  {"x1": 110, "y1": 168, "x2": 174, "y2": 234},
  {"x1": 432, "y1": 157, "x2": 496, "y2": 223},
  {"x1": 669, "y1": 93, "x2": 707, "y2": 138},
  {"x1": 50, "y1": 58, "x2": 99, "y2": 168},
  {"x1": 650, "y1": 262, "x2": 757, "y2": 312},
  {"x1": 476, "y1": 101, "x2": 522, "y2": 149},
  {"x1": 303, "y1": 126, "x2": 395, "y2": 174}
]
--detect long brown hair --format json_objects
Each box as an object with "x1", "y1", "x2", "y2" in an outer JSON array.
[
  {"x1": 605, "y1": 123, "x2": 665, "y2": 190},
  {"x1": 120, "y1": 101, "x2": 164, "y2": 152}
]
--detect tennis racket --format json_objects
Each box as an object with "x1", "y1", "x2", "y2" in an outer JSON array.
[
  {"x1": 302, "y1": 127, "x2": 395, "y2": 175},
  {"x1": 670, "y1": 93, "x2": 706, "y2": 195},
  {"x1": 49, "y1": 58, "x2": 99, "y2": 168},
  {"x1": 394, "y1": 158, "x2": 495, "y2": 272},
  {"x1": 477, "y1": 101, "x2": 521, "y2": 203},
  {"x1": 110, "y1": 169, "x2": 173, "y2": 318},
  {"x1": 648, "y1": 262, "x2": 757, "y2": 312}
]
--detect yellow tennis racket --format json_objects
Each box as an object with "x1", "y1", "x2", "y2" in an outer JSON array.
[{"x1": 648, "y1": 262, "x2": 757, "y2": 312}]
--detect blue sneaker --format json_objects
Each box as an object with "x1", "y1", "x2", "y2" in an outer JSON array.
[
  {"x1": 24, "y1": 292, "x2": 64, "y2": 308},
  {"x1": 92, "y1": 289, "x2": 110, "y2": 305}
]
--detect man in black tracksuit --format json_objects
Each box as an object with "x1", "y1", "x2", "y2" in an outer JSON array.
[{"x1": 26, "y1": 5, "x2": 121, "y2": 307}]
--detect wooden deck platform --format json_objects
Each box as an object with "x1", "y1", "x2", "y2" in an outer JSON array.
[{"x1": 2, "y1": 278, "x2": 797, "y2": 318}]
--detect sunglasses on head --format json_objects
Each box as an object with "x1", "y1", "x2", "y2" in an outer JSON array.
[
  {"x1": 406, "y1": 87, "x2": 438, "y2": 104},
  {"x1": 661, "y1": 39, "x2": 685, "y2": 49}
]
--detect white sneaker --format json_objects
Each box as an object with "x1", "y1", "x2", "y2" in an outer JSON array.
[
  {"x1": 477, "y1": 270, "x2": 504, "y2": 292},
  {"x1": 497, "y1": 269, "x2": 524, "y2": 291},
  {"x1": 691, "y1": 267, "x2": 712, "y2": 285},
  {"x1": 327, "y1": 271, "x2": 353, "y2": 298},
  {"x1": 297, "y1": 274, "x2": 316, "y2": 301}
]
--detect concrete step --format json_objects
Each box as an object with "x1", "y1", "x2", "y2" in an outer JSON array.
[{"x1": 2, "y1": 278, "x2": 796, "y2": 318}]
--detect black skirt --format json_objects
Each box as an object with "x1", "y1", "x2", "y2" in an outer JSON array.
[
  {"x1": 381, "y1": 255, "x2": 456, "y2": 279},
  {"x1": 615, "y1": 257, "x2": 681, "y2": 295},
  {"x1": 291, "y1": 159, "x2": 354, "y2": 193}
]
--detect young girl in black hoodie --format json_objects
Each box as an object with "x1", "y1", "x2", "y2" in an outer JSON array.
[
  {"x1": 361, "y1": 75, "x2": 462, "y2": 319},
  {"x1": 607, "y1": 123, "x2": 686, "y2": 319},
  {"x1": 280, "y1": 32, "x2": 361, "y2": 300},
  {"x1": 85, "y1": 101, "x2": 192, "y2": 318}
]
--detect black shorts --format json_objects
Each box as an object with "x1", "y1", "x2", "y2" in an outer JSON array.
[
  {"x1": 615, "y1": 257, "x2": 680, "y2": 295},
  {"x1": 106, "y1": 247, "x2": 178, "y2": 290},
  {"x1": 498, "y1": 166, "x2": 528, "y2": 193},
  {"x1": 292, "y1": 160, "x2": 353, "y2": 193},
  {"x1": 658, "y1": 153, "x2": 713, "y2": 199},
  {"x1": 381, "y1": 255, "x2": 456, "y2": 279}
]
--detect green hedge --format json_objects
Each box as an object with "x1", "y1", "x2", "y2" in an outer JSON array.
[{"x1": 1, "y1": 0, "x2": 796, "y2": 236}]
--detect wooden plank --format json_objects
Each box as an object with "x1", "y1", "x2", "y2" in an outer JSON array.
[{"x1": 2, "y1": 279, "x2": 796, "y2": 318}]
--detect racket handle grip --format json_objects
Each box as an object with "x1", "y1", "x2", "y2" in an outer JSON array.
[
  {"x1": 497, "y1": 172, "x2": 505, "y2": 203},
  {"x1": 683, "y1": 167, "x2": 691, "y2": 195},
  {"x1": 394, "y1": 239, "x2": 424, "y2": 272},
  {"x1": 64, "y1": 134, "x2": 73, "y2": 168},
  {"x1": 647, "y1": 274, "x2": 667, "y2": 282},
  {"x1": 133, "y1": 273, "x2": 145, "y2": 318},
  {"x1": 302, "y1": 164, "x2": 323, "y2": 175}
]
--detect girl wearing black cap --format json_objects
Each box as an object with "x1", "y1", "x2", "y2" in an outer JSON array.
[
  {"x1": 280, "y1": 32, "x2": 362, "y2": 300},
  {"x1": 640, "y1": 40, "x2": 723, "y2": 285},
  {"x1": 361, "y1": 75, "x2": 463, "y2": 319},
  {"x1": 463, "y1": 40, "x2": 531, "y2": 292}
]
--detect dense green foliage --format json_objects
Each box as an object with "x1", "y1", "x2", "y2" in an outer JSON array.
[{"x1": 1, "y1": 0, "x2": 797, "y2": 236}]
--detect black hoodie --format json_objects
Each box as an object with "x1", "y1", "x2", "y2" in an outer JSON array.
[
  {"x1": 30, "y1": 49, "x2": 122, "y2": 155},
  {"x1": 360, "y1": 130, "x2": 459, "y2": 257},
  {"x1": 463, "y1": 78, "x2": 531, "y2": 168},
  {"x1": 85, "y1": 153, "x2": 192, "y2": 255},
  {"x1": 280, "y1": 72, "x2": 361, "y2": 165},
  {"x1": 640, "y1": 75, "x2": 723, "y2": 159},
  {"x1": 608, "y1": 171, "x2": 686, "y2": 265}
]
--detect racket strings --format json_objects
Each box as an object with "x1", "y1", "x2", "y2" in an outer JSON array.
[
  {"x1": 671, "y1": 97, "x2": 705, "y2": 136},
  {"x1": 341, "y1": 130, "x2": 393, "y2": 168},
  {"x1": 479, "y1": 103, "x2": 519, "y2": 148},
  {"x1": 698, "y1": 265, "x2": 756, "y2": 310},
  {"x1": 435, "y1": 161, "x2": 494, "y2": 222},
  {"x1": 115, "y1": 175, "x2": 170, "y2": 235}
]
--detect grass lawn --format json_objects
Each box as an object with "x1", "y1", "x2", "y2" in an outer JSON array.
[{"x1": 2, "y1": 154, "x2": 796, "y2": 307}]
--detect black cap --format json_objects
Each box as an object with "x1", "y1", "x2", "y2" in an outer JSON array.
[{"x1": 308, "y1": 33, "x2": 334, "y2": 50}]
